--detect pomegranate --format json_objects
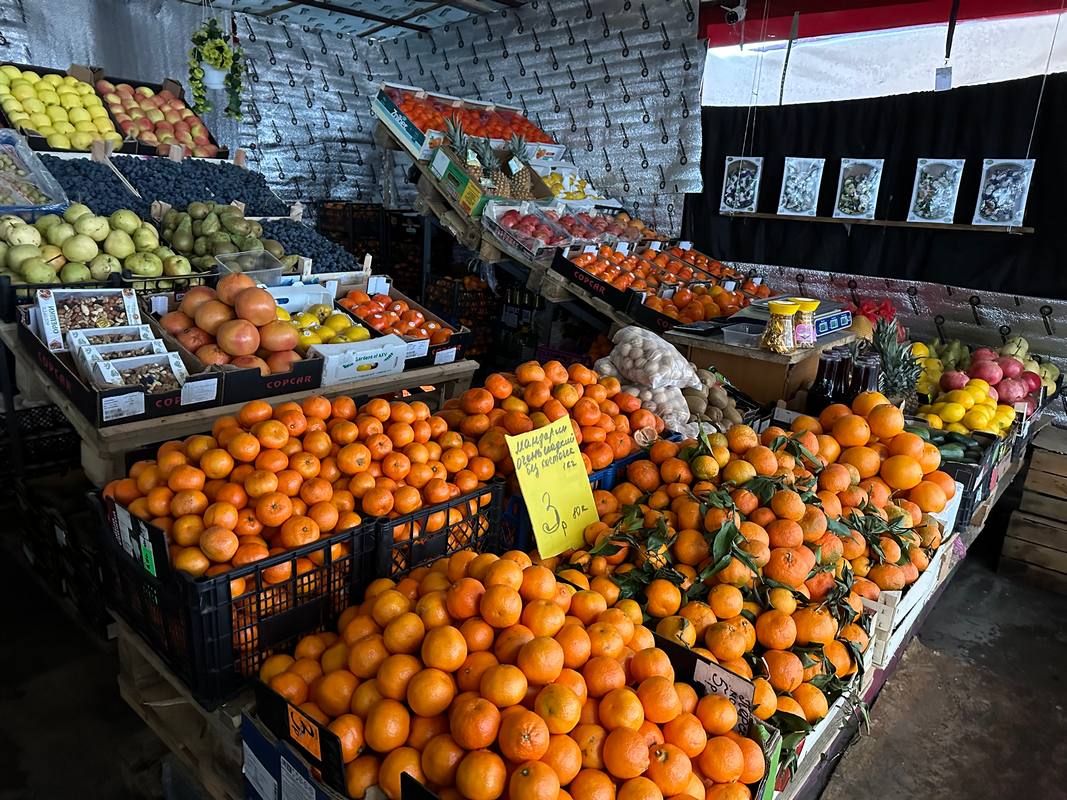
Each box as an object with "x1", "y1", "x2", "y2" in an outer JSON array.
[
  {"x1": 216, "y1": 319, "x2": 261, "y2": 356},
  {"x1": 160, "y1": 310, "x2": 193, "y2": 334},
  {"x1": 177, "y1": 326, "x2": 212, "y2": 352},
  {"x1": 216, "y1": 272, "x2": 257, "y2": 305},
  {"x1": 266, "y1": 350, "x2": 302, "y2": 374},
  {"x1": 177, "y1": 286, "x2": 216, "y2": 317},
  {"x1": 234, "y1": 287, "x2": 277, "y2": 326},
  {"x1": 258, "y1": 319, "x2": 299, "y2": 352},
  {"x1": 232, "y1": 355, "x2": 270, "y2": 376},
  {"x1": 195, "y1": 343, "x2": 232, "y2": 365},
  {"x1": 194, "y1": 299, "x2": 236, "y2": 335}
]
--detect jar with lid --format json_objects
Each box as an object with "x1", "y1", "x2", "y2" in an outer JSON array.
[
  {"x1": 790, "y1": 297, "x2": 820, "y2": 348},
  {"x1": 760, "y1": 300, "x2": 799, "y2": 354}
]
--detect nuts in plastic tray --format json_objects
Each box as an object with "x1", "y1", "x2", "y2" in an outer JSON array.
[
  {"x1": 36, "y1": 288, "x2": 142, "y2": 352},
  {"x1": 74, "y1": 339, "x2": 168, "y2": 380},
  {"x1": 66, "y1": 325, "x2": 155, "y2": 354},
  {"x1": 91, "y1": 352, "x2": 189, "y2": 394}
]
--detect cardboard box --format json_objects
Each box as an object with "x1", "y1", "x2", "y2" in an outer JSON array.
[
  {"x1": 18, "y1": 306, "x2": 221, "y2": 426},
  {"x1": 311, "y1": 333, "x2": 407, "y2": 386},
  {"x1": 549, "y1": 247, "x2": 631, "y2": 310},
  {"x1": 428, "y1": 145, "x2": 553, "y2": 218}
]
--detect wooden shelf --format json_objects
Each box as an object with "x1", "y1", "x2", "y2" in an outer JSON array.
[
  {"x1": 722, "y1": 211, "x2": 1034, "y2": 235},
  {"x1": 664, "y1": 327, "x2": 854, "y2": 365}
]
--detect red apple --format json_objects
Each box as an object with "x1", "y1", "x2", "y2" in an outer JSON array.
[
  {"x1": 146, "y1": 109, "x2": 164, "y2": 123},
  {"x1": 103, "y1": 92, "x2": 120, "y2": 104},
  {"x1": 180, "y1": 108, "x2": 194, "y2": 119},
  {"x1": 164, "y1": 111, "x2": 181, "y2": 124},
  {"x1": 140, "y1": 132, "x2": 158, "y2": 145},
  {"x1": 116, "y1": 83, "x2": 134, "y2": 95},
  {"x1": 114, "y1": 113, "x2": 130, "y2": 124},
  {"x1": 193, "y1": 134, "x2": 209, "y2": 146},
  {"x1": 135, "y1": 86, "x2": 154, "y2": 98},
  {"x1": 155, "y1": 121, "x2": 173, "y2": 134},
  {"x1": 96, "y1": 80, "x2": 116, "y2": 94}
]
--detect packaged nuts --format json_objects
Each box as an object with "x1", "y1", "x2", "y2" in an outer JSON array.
[
  {"x1": 91, "y1": 352, "x2": 189, "y2": 394},
  {"x1": 67, "y1": 325, "x2": 155, "y2": 356},
  {"x1": 75, "y1": 339, "x2": 168, "y2": 380},
  {"x1": 37, "y1": 288, "x2": 142, "y2": 352}
]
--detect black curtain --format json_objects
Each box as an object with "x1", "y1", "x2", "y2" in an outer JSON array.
[{"x1": 682, "y1": 74, "x2": 1066, "y2": 299}]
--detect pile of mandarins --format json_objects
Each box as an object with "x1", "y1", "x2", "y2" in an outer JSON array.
[
  {"x1": 263, "y1": 548, "x2": 767, "y2": 800},
  {"x1": 440, "y1": 359, "x2": 665, "y2": 482},
  {"x1": 560, "y1": 391, "x2": 953, "y2": 728},
  {"x1": 104, "y1": 394, "x2": 497, "y2": 585}
]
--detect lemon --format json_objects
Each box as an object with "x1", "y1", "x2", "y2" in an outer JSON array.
[
  {"x1": 46, "y1": 105, "x2": 67, "y2": 122},
  {"x1": 41, "y1": 73, "x2": 62, "y2": 87},
  {"x1": 943, "y1": 390, "x2": 974, "y2": 409},
  {"x1": 22, "y1": 97, "x2": 44, "y2": 114},
  {"x1": 323, "y1": 313, "x2": 353, "y2": 332},
  {"x1": 28, "y1": 112, "x2": 50, "y2": 130},
  {"x1": 88, "y1": 104, "x2": 108, "y2": 119},
  {"x1": 293, "y1": 311, "x2": 319, "y2": 329},
  {"x1": 307, "y1": 303, "x2": 333, "y2": 322},
  {"x1": 37, "y1": 90, "x2": 60, "y2": 106},
  {"x1": 966, "y1": 377, "x2": 989, "y2": 390},
  {"x1": 964, "y1": 385, "x2": 989, "y2": 404},
  {"x1": 946, "y1": 422, "x2": 971, "y2": 434},
  {"x1": 346, "y1": 326, "x2": 370, "y2": 342},
  {"x1": 94, "y1": 118, "x2": 114, "y2": 133},
  {"x1": 59, "y1": 93, "x2": 82, "y2": 109},
  {"x1": 45, "y1": 133, "x2": 71, "y2": 149},
  {"x1": 910, "y1": 342, "x2": 929, "y2": 358},
  {"x1": 916, "y1": 404, "x2": 933, "y2": 415},
  {"x1": 275, "y1": 307, "x2": 291, "y2": 321},
  {"x1": 53, "y1": 121, "x2": 75, "y2": 134},
  {"x1": 940, "y1": 402, "x2": 966, "y2": 423},
  {"x1": 962, "y1": 408, "x2": 991, "y2": 430},
  {"x1": 930, "y1": 402, "x2": 947, "y2": 416},
  {"x1": 20, "y1": 70, "x2": 41, "y2": 83},
  {"x1": 317, "y1": 328, "x2": 336, "y2": 343},
  {"x1": 295, "y1": 329, "x2": 322, "y2": 353},
  {"x1": 330, "y1": 334, "x2": 349, "y2": 344},
  {"x1": 923, "y1": 414, "x2": 944, "y2": 429}
]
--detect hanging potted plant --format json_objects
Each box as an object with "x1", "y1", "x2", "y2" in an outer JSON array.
[{"x1": 189, "y1": 17, "x2": 243, "y2": 119}]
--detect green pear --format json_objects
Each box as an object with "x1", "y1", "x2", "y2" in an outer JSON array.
[
  {"x1": 7, "y1": 224, "x2": 41, "y2": 247},
  {"x1": 62, "y1": 202, "x2": 92, "y2": 223},
  {"x1": 61, "y1": 233, "x2": 98, "y2": 262},
  {"x1": 21, "y1": 257, "x2": 58, "y2": 284},
  {"x1": 34, "y1": 213, "x2": 63, "y2": 233},
  {"x1": 60, "y1": 262, "x2": 91, "y2": 282},
  {"x1": 6, "y1": 244, "x2": 41, "y2": 273},
  {"x1": 89, "y1": 253, "x2": 121, "y2": 280},
  {"x1": 124, "y1": 252, "x2": 163, "y2": 277},
  {"x1": 46, "y1": 222, "x2": 75, "y2": 247},
  {"x1": 74, "y1": 214, "x2": 110, "y2": 242},
  {"x1": 109, "y1": 209, "x2": 141, "y2": 235},
  {"x1": 131, "y1": 224, "x2": 159, "y2": 252},
  {"x1": 103, "y1": 229, "x2": 135, "y2": 259}
]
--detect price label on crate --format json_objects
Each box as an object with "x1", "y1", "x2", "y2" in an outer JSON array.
[
  {"x1": 287, "y1": 705, "x2": 322, "y2": 761},
  {"x1": 505, "y1": 417, "x2": 599, "y2": 559}
]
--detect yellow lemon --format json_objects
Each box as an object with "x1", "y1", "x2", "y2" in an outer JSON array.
[
  {"x1": 22, "y1": 97, "x2": 45, "y2": 114},
  {"x1": 295, "y1": 329, "x2": 322, "y2": 353},
  {"x1": 943, "y1": 390, "x2": 974, "y2": 410},
  {"x1": 910, "y1": 342, "x2": 929, "y2": 358},
  {"x1": 347, "y1": 326, "x2": 371, "y2": 342},
  {"x1": 307, "y1": 303, "x2": 333, "y2": 323},
  {"x1": 323, "y1": 313, "x2": 352, "y2": 332},
  {"x1": 945, "y1": 422, "x2": 971, "y2": 434},
  {"x1": 923, "y1": 414, "x2": 944, "y2": 429},
  {"x1": 962, "y1": 408, "x2": 991, "y2": 430},
  {"x1": 317, "y1": 328, "x2": 336, "y2": 343},
  {"x1": 293, "y1": 311, "x2": 319, "y2": 329},
  {"x1": 966, "y1": 377, "x2": 989, "y2": 391},
  {"x1": 939, "y1": 402, "x2": 966, "y2": 423},
  {"x1": 275, "y1": 306, "x2": 291, "y2": 321},
  {"x1": 330, "y1": 334, "x2": 349, "y2": 344},
  {"x1": 964, "y1": 385, "x2": 989, "y2": 404}
]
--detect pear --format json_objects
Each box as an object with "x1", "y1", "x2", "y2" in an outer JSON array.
[
  {"x1": 108, "y1": 209, "x2": 141, "y2": 235},
  {"x1": 60, "y1": 262, "x2": 91, "y2": 282},
  {"x1": 21, "y1": 257, "x2": 58, "y2": 284},
  {"x1": 34, "y1": 213, "x2": 63, "y2": 233},
  {"x1": 74, "y1": 214, "x2": 110, "y2": 242},
  {"x1": 89, "y1": 253, "x2": 121, "y2": 281},
  {"x1": 46, "y1": 222, "x2": 75, "y2": 247},
  {"x1": 131, "y1": 224, "x2": 159, "y2": 252},
  {"x1": 103, "y1": 229, "x2": 135, "y2": 259},
  {"x1": 62, "y1": 202, "x2": 92, "y2": 223},
  {"x1": 61, "y1": 233, "x2": 98, "y2": 262},
  {"x1": 7, "y1": 224, "x2": 41, "y2": 247},
  {"x1": 6, "y1": 244, "x2": 41, "y2": 273}
]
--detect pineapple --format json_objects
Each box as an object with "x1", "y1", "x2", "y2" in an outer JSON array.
[
  {"x1": 873, "y1": 318, "x2": 922, "y2": 411},
  {"x1": 445, "y1": 115, "x2": 478, "y2": 181},
  {"x1": 508, "y1": 134, "x2": 534, "y2": 199},
  {"x1": 473, "y1": 137, "x2": 511, "y2": 197}
]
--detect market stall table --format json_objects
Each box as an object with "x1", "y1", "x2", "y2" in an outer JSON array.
[
  {"x1": 0, "y1": 321, "x2": 478, "y2": 487},
  {"x1": 665, "y1": 327, "x2": 856, "y2": 404}
]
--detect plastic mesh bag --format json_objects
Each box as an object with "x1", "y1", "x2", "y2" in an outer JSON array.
[{"x1": 609, "y1": 326, "x2": 700, "y2": 390}]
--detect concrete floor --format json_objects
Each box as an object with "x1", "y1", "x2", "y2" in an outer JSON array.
[
  {"x1": 823, "y1": 556, "x2": 1067, "y2": 799},
  {"x1": 1, "y1": 531, "x2": 1065, "y2": 800}
]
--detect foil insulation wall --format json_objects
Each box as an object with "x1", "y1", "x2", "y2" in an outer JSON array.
[{"x1": 13, "y1": 0, "x2": 703, "y2": 232}]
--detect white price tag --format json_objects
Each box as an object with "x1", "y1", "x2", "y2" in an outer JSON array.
[
  {"x1": 150, "y1": 295, "x2": 169, "y2": 316},
  {"x1": 679, "y1": 241, "x2": 692, "y2": 250},
  {"x1": 582, "y1": 245, "x2": 597, "y2": 254},
  {"x1": 368, "y1": 275, "x2": 390, "y2": 295},
  {"x1": 434, "y1": 346, "x2": 457, "y2": 365},
  {"x1": 113, "y1": 503, "x2": 136, "y2": 556},
  {"x1": 722, "y1": 280, "x2": 737, "y2": 292},
  {"x1": 751, "y1": 276, "x2": 763, "y2": 286},
  {"x1": 649, "y1": 241, "x2": 662, "y2": 251},
  {"x1": 101, "y1": 392, "x2": 145, "y2": 422},
  {"x1": 279, "y1": 758, "x2": 314, "y2": 800},
  {"x1": 243, "y1": 742, "x2": 278, "y2": 800},
  {"x1": 616, "y1": 242, "x2": 630, "y2": 255},
  {"x1": 181, "y1": 377, "x2": 218, "y2": 406},
  {"x1": 935, "y1": 66, "x2": 952, "y2": 91},
  {"x1": 406, "y1": 338, "x2": 430, "y2": 360}
]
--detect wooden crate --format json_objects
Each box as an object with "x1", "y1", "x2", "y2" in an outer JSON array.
[
  {"x1": 114, "y1": 616, "x2": 249, "y2": 800},
  {"x1": 998, "y1": 427, "x2": 1067, "y2": 594}
]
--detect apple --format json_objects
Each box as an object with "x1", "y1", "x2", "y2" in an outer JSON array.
[
  {"x1": 193, "y1": 134, "x2": 209, "y2": 146},
  {"x1": 146, "y1": 109, "x2": 164, "y2": 123},
  {"x1": 96, "y1": 80, "x2": 116, "y2": 94},
  {"x1": 158, "y1": 133, "x2": 174, "y2": 144},
  {"x1": 104, "y1": 92, "x2": 120, "y2": 104},
  {"x1": 155, "y1": 121, "x2": 173, "y2": 134},
  {"x1": 114, "y1": 113, "x2": 130, "y2": 124},
  {"x1": 179, "y1": 108, "x2": 194, "y2": 119},
  {"x1": 1020, "y1": 370, "x2": 1042, "y2": 393},
  {"x1": 116, "y1": 83, "x2": 134, "y2": 95},
  {"x1": 135, "y1": 86, "x2": 154, "y2": 98},
  {"x1": 164, "y1": 111, "x2": 181, "y2": 124},
  {"x1": 118, "y1": 119, "x2": 135, "y2": 134},
  {"x1": 140, "y1": 132, "x2": 158, "y2": 145},
  {"x1": 128, "y1": 108, "x2": 144, "y2": 119},
  {"x1": 200, "y1": 144, "x2": 219, "y2": 157},
  {"x1": 155, "y1": 143, "x2": 171, "y2": 156}
]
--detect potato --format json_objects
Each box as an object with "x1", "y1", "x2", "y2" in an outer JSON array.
[
  {"x1": 686, "y1": 394, "x2": 708, "y2": 415},
  {"x1": 708, "y1": 386, "x2": 729, "y2": 408},
  {"x1": 707, "y1": 406, "x2": 724, "y2": 422}
]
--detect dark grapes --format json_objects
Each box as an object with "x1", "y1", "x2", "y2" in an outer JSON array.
[
  {"x1": 181, "y1": 160, "x2": 289, "y2": 216},
  {"x1": 260, "y1": 219, "x2": 359, "y2": 273},
  {"x1": 112, "y1": 156, "x2": 215, "y2": 208},
  {"x1": 38, "y1": 155, "x2": 150, "y2": 218}
]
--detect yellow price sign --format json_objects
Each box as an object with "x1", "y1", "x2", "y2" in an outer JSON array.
[{"x1": 505, "y1": 417, "x2": 600, "y2": 559}]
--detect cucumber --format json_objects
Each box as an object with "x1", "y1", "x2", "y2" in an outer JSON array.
[
  {"x1": 904, "y1": 425, "x2": 931, "y2": 441},
  {"x1": 937, "y1": 444, "x2": 966, "y2": 461},
  {"x1": 944, "y1": 431, "x2": 979, "y2": 447}
]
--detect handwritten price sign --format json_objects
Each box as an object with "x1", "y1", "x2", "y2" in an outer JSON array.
[{"x1": 505, "y1": 417, "x2": 599, "y2": 558}]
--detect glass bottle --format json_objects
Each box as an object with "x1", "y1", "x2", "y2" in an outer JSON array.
[
  {"x1": 806, "y1": 351, "x2": 841, "y2": 414},
  {"x1": 832, "y1": 348, "x2": 854, "y2": 403},
  {"x1": 760, "y1": 300, "x2": 799, "y2": 354}
]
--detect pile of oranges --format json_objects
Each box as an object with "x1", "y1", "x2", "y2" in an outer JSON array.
[
  {"x1": 642, "y1": 286, "x2": 748, "y2": 324},
  {"x1": 104, "y1": 394, "x2": 497, "y2": 582},
  {"x1": 338, "y1": 289, "x2": 455, "y2": 344},
  {"x1": 439, "y1": 360, "x2": 665, "y2": 480},
  {"x1": 386, "y1": 87, "x2": 554, "y2": 144},
  {"x1": 555, "y1": 391, "x2": 953, "y2": 732},
  {"x1": 263, "y1": 548, "x2": 768, "y2": 800}
]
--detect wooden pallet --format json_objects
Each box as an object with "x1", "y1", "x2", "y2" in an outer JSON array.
[
  {"x1": 999, "y1": 426, "x2": 1067, "y2": 593},
  {"x1": 115, "y1": 615, "x2": 250, "y2": 800}
]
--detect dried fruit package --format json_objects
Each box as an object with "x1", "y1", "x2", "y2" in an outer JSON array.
[
  {"x1": 972, "y1": 159, "x2": 1035, "y2": 226},
  {"x1": 91, "y1": 351, "x2": 188, "y2": 393},
  {"x1": 777, "y1": 158, "x2": 825, "y2": 217},
  {"x1": 720, "y1": 157, "x2": 763, "y2": 213},
  {"x1": 907, "y1": 159, "x2": 965, "y2": 224},
  {"x1": 833, "y1": 158, "x2": 884, "y2": 220}
]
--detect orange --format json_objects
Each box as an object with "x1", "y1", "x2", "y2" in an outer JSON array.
[
  {"x1": 583, "y1": 655, "x2": 626, "y2": 698},
  {"x1": 421, "y1": 625, "x2": 468, "y2": 672},
  {"x1": 839, "y1": 446, "x2": 881, "y2": 479},
  {"x1": 755, "y1": 609, "x2": 797, "y2": 650},
  {"x1": 599, "y1": 687, "x2": 645, "y2": 731},
  {"x1": 312, "y1": 669, "x2": 358, "y2": 717},
  {"x1": 698, "y1": 735, "x2": 744, "y2": 784},
  {"x1": 480, "y1": 663, "x2": 528, "y2": 707},
  {"x1": 792, "y1": 682, "x2": 829, "y2": 723},
  {"x1": 880, "y1": 454, "x2": 923, "y2": 490},
  {"x1": 867, "y1": 403, "x2": 904, "y2": 439},
  {"x1": 645, "y1": 579, "x2": 682, "y2": 618},
  {"x1": 925, "y1": 469, "x2": 957, "y2": 499},
  {"x1": 407, "y1": 668, "x2": 456, "y2": 717},
  {"x1": 421, "y1": 733, "x2": 464, "y2": 786},
  {"x1": 542, "y1": 734, "x2": 583, "y2": 785},
  {"x1": 498, "y1": 708, "x2": 551, "y2": 762},
  {"x1": 695, "y1": 694, "x2": 737, "y2": 735},
  {"x1": 762, "y1": 649, "x2": 803, "y2": 692},
  {"x1": 376, "y1": 653, "x2": 421, "y2": 701},
  {"x1": 364, "y1": 699, "x2": 411, "y2": 753},
  {"x1": 663, "y1": 711, "x2": 706, "y2": 758},
  {"x1": 570, "y1": 769, "x2": 616, "y2": 800},
  {"x1": 534, "y1": 684, "x2": 582, "y2": 734},
  {"x1": 509, "y1": 761, "x2": 560, "y2": 800},
  {"x1": 456, "y1": 750, "x2": 506, "y2": 800},
  {"x1": 602, "y1": 727, "x2": 651, "y2": 779},
  {"x1": 629, "y1": 647, "x2": 675, "y2": 683},
  {"x1": 645, "y1": 743, "x2": 691, "y2": 795},
  {"x1": 480, "y1": 585, "x2": 523, "y2": 629},
  {"x1": 852, "y1": 390, "x2": 889, "y2": 416},
  {"x1": 449, "y1": 694, "x2": 502, "y2": 750},
  {"x1": 269, "y1": 672, "x2": 308, "y2": 705},
  {"x1": 831, "y1": 414, "x2": 870, "y2": 447},
  {"x1": 636, "y1": 675, "x2": 681, "y2": 724},
  {"x1": 517, "y1": 636, "x2": 566, "y2": 684},
  {"x1": 909, "y1": 480, "x2": 948, "y2": 513}
]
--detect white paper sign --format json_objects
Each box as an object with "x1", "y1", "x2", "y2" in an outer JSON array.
[
  {"x1": 101, "y1": 392, "x2": 145, "y2": 421},
  {"x1": 181, "y1": 377, "x2": 219, "y2": 406},
  {"x1": 693, "y1": 658, "x2": 755, "y2": 733},
  {"x1": 406, "y1": 338, "x2": 430, "y2": 359},
  {"x1": 279, "y1": 758, "x2": 314, "y2": 800},
  {"x1": 433, "y1": 347, "x2": 457, "y2": 365},
  {"x1": 935, "y1": 66, "x2": 953, "y2": 91},
  {"x1": 243, "y1": 742, "x2": 278, "y2": 800}
]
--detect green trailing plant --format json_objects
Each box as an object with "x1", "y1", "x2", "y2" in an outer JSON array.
[{"x1": 188, "y1": 17, "x2": 243, "y2": 120}]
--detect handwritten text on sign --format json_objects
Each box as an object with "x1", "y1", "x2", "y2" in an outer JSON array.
[{"x1": 505, "y1": 417, "x2": 599, "y2": 558}]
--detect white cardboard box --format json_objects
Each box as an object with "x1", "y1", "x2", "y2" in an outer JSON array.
[{"x1": 311, "y1": 334, "x2": 407, "y2": 386}]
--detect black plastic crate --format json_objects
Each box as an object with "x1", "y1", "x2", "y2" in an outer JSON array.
[
  {"x1": 0, "y1": 403, "x2": 80, "y2": 478},
  {"x1": 0, "y1": 272, "x2": 124, "y2": 322},
  {"x1": 99, "y1": 495, "x2": 376, "y2": 709},
  {"x1": 376, "y1": 482, "x2": 503, "y2": 578}
]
